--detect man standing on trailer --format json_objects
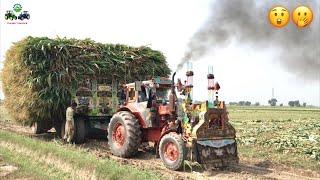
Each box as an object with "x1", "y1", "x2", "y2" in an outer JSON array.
[{"x1": 64, "y1": 101, "x2": 77, "y2": 143}]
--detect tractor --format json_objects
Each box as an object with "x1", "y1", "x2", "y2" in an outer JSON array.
[
  {"x1": 5, "y1": 11, "x2": 17, "y2": 20},
  {"x1": 30, "y1": 65, "x2": 238, "y2": 170},
  {"x1": 18, "y1": 11, "x2": 30, "y2": 20},
  {"x1": 107, "y1": 67, "x2": 239, "y2": 170}
]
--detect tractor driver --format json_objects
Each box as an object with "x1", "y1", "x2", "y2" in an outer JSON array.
[
  {"x1": 138, "y1": 85, "x2": 148, "y2": 102},
  {"x1": 64, "y1": 101, "x2": 77, "y2": 143}
]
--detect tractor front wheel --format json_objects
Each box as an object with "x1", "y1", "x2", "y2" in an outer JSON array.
[
  {"x1": 108, "y1": 111, "x2": 141, "y2": 157},
  {"x1": 159, "y1": 133, "x2": 186, "y2": 170}
]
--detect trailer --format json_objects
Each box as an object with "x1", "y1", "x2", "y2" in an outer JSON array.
[{"x1": 31, "y1": 76, "x2": 116, "y2": 143}]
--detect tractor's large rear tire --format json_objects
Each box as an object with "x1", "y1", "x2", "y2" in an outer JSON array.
[
  {"x1": 159, "y1": 133, "x2": 186, "y2": 171},
  {"x1": 31, "y1": 121, "x2": 45, "y2": 134},
  {"x1": 108, "y1": 111, "x2": 141, "y2": 157},
  {"x1": 74, "y1": 118, "x2": 86, "y2": 144}
]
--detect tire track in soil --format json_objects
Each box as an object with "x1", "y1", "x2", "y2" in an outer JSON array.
[{"x1": 1, "y1": 122, "x2": 320, "y2": 180}]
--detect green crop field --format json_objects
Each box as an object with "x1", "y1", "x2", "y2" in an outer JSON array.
[{"x1": 228, "y1": 106, "x2": 320, "y2": 171}]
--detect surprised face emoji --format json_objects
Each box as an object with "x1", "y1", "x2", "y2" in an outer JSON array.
[
  {"x1": 269, "y1": 6, "x2": 290, "y2": 28},
  {"x1": 292, "y1": 6, "x2": 313, "y2": 28}
]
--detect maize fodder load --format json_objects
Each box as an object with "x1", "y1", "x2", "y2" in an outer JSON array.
[{"x1": 2, "y1": 36, "x2": 170, "y2": 125}]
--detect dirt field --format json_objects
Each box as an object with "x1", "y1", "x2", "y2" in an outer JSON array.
[{"x1": 0, "y1": 105, "x2": 320, "y2": 180}]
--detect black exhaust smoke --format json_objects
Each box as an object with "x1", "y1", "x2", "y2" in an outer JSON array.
[{"x1": 177, "y1": 0, "x2": 319, "y2": 81}]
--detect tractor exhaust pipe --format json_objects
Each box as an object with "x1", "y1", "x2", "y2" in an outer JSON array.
[
  {"x1": 169, "y1": 72, "x2": 176, "y2": 114},
  {"x1": 172, "y1": 72, "x2": 176, "y2": 87}
]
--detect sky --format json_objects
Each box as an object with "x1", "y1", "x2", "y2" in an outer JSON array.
[{"x1": 0, "y1": 0, "x2": 319, "y2": 106}]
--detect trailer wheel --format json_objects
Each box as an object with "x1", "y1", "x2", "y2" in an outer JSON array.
[
  {"x1": 74, "y1": 118, "x2": 86, "y2": 144},
  {"x1": 53, "y1": 120, "x2": 63, "y2": 138},
  {"x1": 31, "y1": 121, "x2": 45, "y2": 134},
  {"x1": 159, "y1": 133, "x2": 186, "y2": 171},
  {"x1": 108, "y1": 111, "x2": 141, "y2": 157},
  {"x1": 59, "y1": 120, "x2": 66, "y2": 139}
]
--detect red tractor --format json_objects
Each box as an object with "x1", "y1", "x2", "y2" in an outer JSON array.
[{"x1": 107, "y1": 71, "x2": 238, "y2": 170}]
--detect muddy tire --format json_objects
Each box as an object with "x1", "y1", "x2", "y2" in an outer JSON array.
[
  {"x1": 74, "y1": 118, "x2": 86, "y2": 144},
  {"x1": 159, "y1": 133, "x2": 186, "y2": 171},
  {"x1": 108, "y1": 111, "x2": 141, "y2": 157},
  {"x1": 31, "y1": 121, "x2": 45, "y2": 134}
]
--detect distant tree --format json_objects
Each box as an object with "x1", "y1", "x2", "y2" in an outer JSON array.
[
  {"x1": 229, "y1": 102, "x2": 238, "y2": 106},
  {"x1": 288, "y1": 100, "x2": 303, "y2": 107},
  {"x1": 245, "y1": 101, "x2": 251, "y2": 106},
  {"x1": 288, "y1": 101, "x2": 295, "y2": 107},
  {"x1": 280, "y1": 103, "x2": 283, "y2": 106},
  {"x1": 268, "y1": 98, "x2": 277, "y2": 106},
  {"x1": 238, "y1": 101, "x2": 245, "y2": 106},
  {"x1": 254, "y1": 102, "x2": 260, "y2": 106},
  {"x1": 294, "y1": 100, "x2": 300, "y2": 107}
]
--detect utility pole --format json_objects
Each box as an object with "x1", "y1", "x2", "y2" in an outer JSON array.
[{"x1": 272, "y1": 88, "x2": 274, "y2": 98}]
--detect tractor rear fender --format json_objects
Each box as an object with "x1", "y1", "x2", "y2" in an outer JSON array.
[{"x1": 117, "y1": 106, "x2": 147, "y2": 128}]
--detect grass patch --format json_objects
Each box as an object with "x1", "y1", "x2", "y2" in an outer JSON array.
[
  {"x1": 0, "y1": 105, "x2": 13, "y2": 124},
  {"x1": 0, "y1": 130, "x2": 160, "y2": 180},
  {"x1": 0, "y1": 146, "x2": 70, "y2": 179}
]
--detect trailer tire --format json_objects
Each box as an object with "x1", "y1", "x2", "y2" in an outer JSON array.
[
  {"x1": 54, "y1": 120, "x2": 63, "y2": 138},
  {"x1": 59, "y1": 120, "x2": 66, "y2": 139},
  {"x1": 159, "y1": 133, "x2": 186, "y2": 171},
  {"x1": 74, "y1": 118, "x2": 86, "y2": 144},
  {"x1": 108, "y1": 111, "x2": 141, "y2": 157},
  {"x1": 31, "y1": 121, "x2": 45, "y2": 134}
]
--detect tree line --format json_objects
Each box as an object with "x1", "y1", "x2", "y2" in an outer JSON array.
[{"x1": 229, "y1": 99, "x2": 307, "y2": 107}]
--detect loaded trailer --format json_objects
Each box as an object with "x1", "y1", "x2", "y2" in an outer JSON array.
[{"x1": 31, "y1": 76, "x2": 115, "y2": 143}]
